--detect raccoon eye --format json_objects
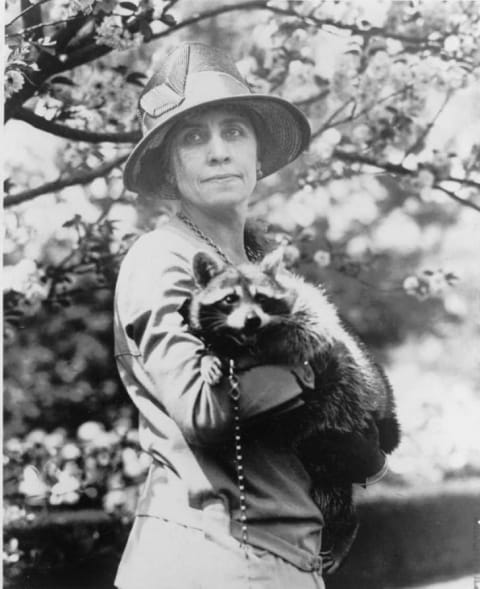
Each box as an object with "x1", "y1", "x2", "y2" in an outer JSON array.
[
  {"x1": 222, "y1": 293, "x2": 239, "y2": 305},
  {"x1": 254, "y1": 293, "x2": 271, "y2": 305}
]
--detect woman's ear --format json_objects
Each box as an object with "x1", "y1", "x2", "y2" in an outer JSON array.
[{"x1": 193, "y1": 252, "x2": 222, "y2": 287}]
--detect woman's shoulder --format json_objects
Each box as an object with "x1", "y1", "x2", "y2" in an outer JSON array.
[
  {"x1": 115, "y1": 219, "x2": 197, "y2": 306},
  {"x1": 122, "y1": 217, "x2": 196, "y2": 268}
]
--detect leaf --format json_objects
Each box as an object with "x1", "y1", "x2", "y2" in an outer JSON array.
[
  {"x1": 126, "y1": 72, "x2": 147, "y2": 87},
  {"x1": 120, "y1": 1, "x2": 138, "y2": 11},
  {"x1": 138, "y1": 19, "x2": 153, "y2": 41},
  {"x1": 359, "y1": 19, "x2": 372, "y2": 30},
  {"x1": 113, "y1": 65, "x2": 128, "y2": 75},
  {"x1": 62, "y1": 215, "x2": 82, "y2": 228},
  {"x1": 49, "y1": 76, "x2": 76, "y2": 86},
  {"x1": 161, "y1": 13, "x2": 177, "y2": 26},
  {"x1": 4, "y1": 178, "x2": 15, "y2": 194},
  {"x1": 444, "y1": 272, "x2": 459, "y2": 283}
]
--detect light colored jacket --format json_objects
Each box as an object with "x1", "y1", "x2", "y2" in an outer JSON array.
[{"x1": 113, "y1": 216, "x2": 325, "y2": 571}]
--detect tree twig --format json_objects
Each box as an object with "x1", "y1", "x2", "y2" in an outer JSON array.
[
  {"x1": 61, "y1": 1, "x2": 273, "y2": 71},
  {"x1": 403, "y1": 91, "x2": 453, "y2": 158},
  {"x1": 434, "y1": 185, "x2": 480, "y2": 213},
  {"x1": 6, "y1": 16, "x2": 84, "y2": 39},
  {"x1": 265, "y1": 3, "x2": 447, "y2": 49},
  {"x1": 294, "y1": 89, "x2": 330, "y2": 107},
  {"x1": 14, "y1": 108, "x2": 141, "y2": 143},
  {"x1": 5, "y1": 0, "x2": 52, "y2": 28},
  {"x1": 311, "y1": 85, "x2": 413, "y2": 139},
  {"x1": 333, "y1": 148, "x2": 480, "y2": 190},
  {"x1": 150, "y1": 0, "x2": 270, "y2": 40},
  {"x1": 4, "y1": 154, "x2": 129, "y2": 208},
  {"x1": 327, "y1": 149, "x2": 480, "y2": 213},
  {"x1": 314, "y1": 97, "x2": 355, "y2": 137}
]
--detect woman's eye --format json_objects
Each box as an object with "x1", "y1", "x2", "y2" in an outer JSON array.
[
  {"x1": 223, "y1": 294, "x2": 238, "y2": 304},
  {"x1": 182, "y1": 131, "x2": 203, "y2": 145},
  {"x1": 224, "y1": 126, "x2": 243, "y2": 139}
]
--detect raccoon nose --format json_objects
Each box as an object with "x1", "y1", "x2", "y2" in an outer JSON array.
[{"x1": 244, "y1": 314, "x2": 261, "y2": 333}]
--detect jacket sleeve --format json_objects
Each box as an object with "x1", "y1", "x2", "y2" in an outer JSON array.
[{"x1": 115, "y1": 237, "x2": 304, "y2": 447}]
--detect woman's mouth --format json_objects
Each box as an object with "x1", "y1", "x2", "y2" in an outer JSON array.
[{"x1": 203, "y1": 174, "x2": 240, "y2": 182}]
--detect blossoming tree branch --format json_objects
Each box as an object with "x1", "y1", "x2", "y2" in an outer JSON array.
[{"x1": 3, "y1": 0, "x2": 480, "y2": 310}]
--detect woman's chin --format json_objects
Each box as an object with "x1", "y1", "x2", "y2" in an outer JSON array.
[{"x1": 204, "y1": 189, "x2": 251, "y2": 209}]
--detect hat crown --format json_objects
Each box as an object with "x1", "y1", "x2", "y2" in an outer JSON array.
[{"x1": 139, "y1": 43, "x2": 248, "y2": 116}]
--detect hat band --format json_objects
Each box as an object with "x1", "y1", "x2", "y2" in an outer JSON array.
[{"x1": 143, "y1": 71, "x2": 251, "y2": 131}]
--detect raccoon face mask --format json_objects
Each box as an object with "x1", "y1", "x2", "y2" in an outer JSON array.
[{"x1": 185, "y1": 251, "x2": 296, "y2": 343}]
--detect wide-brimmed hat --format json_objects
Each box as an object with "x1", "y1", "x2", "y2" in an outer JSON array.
[{"x1": 123, "y1": 43, "x2": 311, "y2": 198}]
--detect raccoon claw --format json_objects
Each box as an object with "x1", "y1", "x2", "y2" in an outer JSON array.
[
  {"x1": 320, "y1": 522, "x2": 359, "y2": 575},
  {"x1": 320, "y1": 549, "x2": 344, "y2": 574},
  {"x1": 321, "y1": 552, "x2": 341, "y2": 575},
  {"x1": 200, "y1": 355, "x2": 224, "y2": 385}
]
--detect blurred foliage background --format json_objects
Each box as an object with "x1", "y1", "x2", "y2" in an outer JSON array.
[{"x1": 3, "y1": 0, "x2": 480, "y2": 583}]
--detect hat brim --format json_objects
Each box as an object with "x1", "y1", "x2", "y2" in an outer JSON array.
[{"x1": 123, "y1": 94, "x2": 311, "y2": 199}]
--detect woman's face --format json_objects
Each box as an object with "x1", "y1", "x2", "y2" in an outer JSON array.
[{"x1": 169, "y1": 107, "x2": 258, "y2": 212}]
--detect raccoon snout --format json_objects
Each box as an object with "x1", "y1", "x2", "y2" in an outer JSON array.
[{"x1": 243, "y1": 314, "x2": 262, "y2": 334}]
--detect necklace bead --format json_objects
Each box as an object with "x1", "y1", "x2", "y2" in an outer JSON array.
[{"x1": 176, "y1": 211, "x2": 258, "y2": 265}]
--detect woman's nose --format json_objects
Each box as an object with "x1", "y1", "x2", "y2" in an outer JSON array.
[{"x1": 207, "y1": 133, "x2": 230, "y2": 164}]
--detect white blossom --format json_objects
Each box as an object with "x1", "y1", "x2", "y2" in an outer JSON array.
[
  {"x1": 310, "y1": 128, "x2": 342, "y2": 160},
  {"x1": 25, "y1": 428, "x2": 47, "y2": 446},
  {"x1": 313, "y1": 250, "x2": 331, "y2": 268},
  {"x1": 77, "y1": 421, "x2": 106, "y2": 442},
  {"x1": 402, "y1": 154, "x2": 419, "y2": 172},
  {"x1": 4, "y1": 69, "x2": 25, "y2": 99},
  {"x1": 49, "y1": 471, "x2": 81, "y2": 505},
  {"x1": 19, "y1": 466, "x2": 49, "y2": 500},
  {"x1": 3, "y1": 506, "x2": 28, "y2": 527},
  {"x1": 3, "y1": 538, "x2": 22, "y2": 564},
  {"x1": 287, "y1": 189, "x2": 317, "y2": 227},
  {"x1": 266, "y1": 0, "x2": 289, "y2": 10},
  {"x1": 95, "y1": 16, "x2": 144, "y2": 51},
  {"x1": 235, "y1": 56, "x2": 257, "y2": 79},
  {"x1": 425, "y1": 270, "x2": 447, "y2": 296},
  {"x1": 444, "y1": 35, "x2": 460, "y2": 53},
  {"x1": 150, "y1": 0, "x2": 171, "y2": 19},
  {"x1": 61, "y1": 443, "x2": 82, "y2": 461},
  {"x1": 403, "y1": 275, "x2": 420, "y2": 294},
  {"x1": 103, "y1": 488, "x2": 128, "y2": 513},
  {"x1": 44, "y1": 429, "x2": 68, "y2": 454},
  {"x1": 122, "y1": 448, "x2": 148, "y2": 479},
  {"x1": 68, "y1": 0, "x2": 95, "y2": 16}
]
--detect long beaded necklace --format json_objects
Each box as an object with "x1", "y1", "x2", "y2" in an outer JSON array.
[
  {"x1": 176, "y1": 210, "x2": 251, "y2": 555},
  {"x1": 176, "y1": 211, "x2": 258, "y2": 264}
]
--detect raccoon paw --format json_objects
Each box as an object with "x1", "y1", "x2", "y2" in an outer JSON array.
[
  {"x1": 200, "y1": 354, "x2": 224, "y2": 385},
  {"x1": 320, "y1": 522, "x2": 359, "y2": 575}
]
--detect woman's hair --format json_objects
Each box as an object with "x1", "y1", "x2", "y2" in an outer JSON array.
[{"x1": 140, "y1": 103, "x2": 269, "y2": 197}]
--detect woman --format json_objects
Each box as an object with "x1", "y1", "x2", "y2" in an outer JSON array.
[{"x1": 114, "y1": 43, "x2": 387, "y2": 589}]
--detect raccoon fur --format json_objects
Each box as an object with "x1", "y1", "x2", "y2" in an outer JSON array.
[{"x1": 181, "y1": 249, "x2": 401, "y2": 573}]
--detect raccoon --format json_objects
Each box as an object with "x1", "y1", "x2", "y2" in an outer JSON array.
[{"x1": 181, "y1": 249, "x2": 401, "y2": 573}]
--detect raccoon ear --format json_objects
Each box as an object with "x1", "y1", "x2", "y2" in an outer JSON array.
[
  {"x1": 260, "y1": 247, "x2": 284, "y2": 277},
  {"x1": 193, "y1": 252, "x2": 222, "y2": 287}
]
